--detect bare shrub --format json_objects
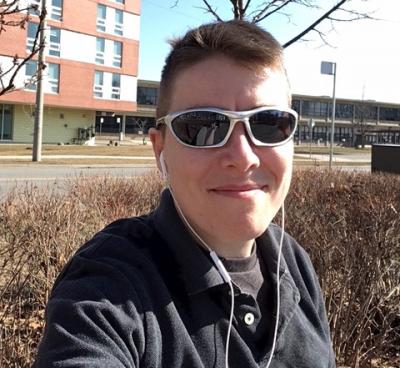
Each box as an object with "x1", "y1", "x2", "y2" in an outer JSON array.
[
  {"x1": 285, "y1": 169, "x2": 400, "y2": 367},
  {"x1": 0, "y1": 171, "x2": 163, "y2": 367},
  {"x1": 0, "y1": 168, "x2": 399, "y2": 367}
]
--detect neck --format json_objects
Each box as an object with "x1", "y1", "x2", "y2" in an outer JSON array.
[
  {"x1": 205, "y1": 238, "x2": 254, "y2": 258},
  {"x1": 172, "y1": 194, "x2": 254, "y2": 258}
]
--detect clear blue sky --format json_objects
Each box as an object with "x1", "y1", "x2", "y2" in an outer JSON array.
[
  {"x1": 138, "y1": 0, "x2": 400, "y2": 104},
  {"x1": 138, "y1": 0, "x2": 315, "y2": 80}
]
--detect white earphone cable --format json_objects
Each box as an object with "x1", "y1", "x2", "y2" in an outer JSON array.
[
  {"x1": 159, "y1": 152, "x2": 285, "y2": 368},
  {"x1": 264, "y1": 202, "x2": 285, "y2": 368}
]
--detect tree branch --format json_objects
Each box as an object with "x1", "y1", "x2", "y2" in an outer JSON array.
[
  {"x1": 0, "y1": 1, "x2": 46, "y2": 96},
  {"x1": 283, "y1": 0, "x2": 348, "y2": 48},
  {"x1": 253, "y1": 0, "x2": 292, "y2": 23},
  {"x1": 243, "y1": 0, "x2": 252, "y2": 14},
  {"x1": 201, "y1": 0, "x2": 223, "y2": 21}
]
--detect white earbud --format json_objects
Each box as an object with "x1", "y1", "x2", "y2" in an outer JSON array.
[{"x1": 159, "y1": 151, "x2": 168, "y2": 181}]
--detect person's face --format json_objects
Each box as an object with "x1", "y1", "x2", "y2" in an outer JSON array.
[{"x1": 150, "y1": 56, "x2": 293, "y2": 257}]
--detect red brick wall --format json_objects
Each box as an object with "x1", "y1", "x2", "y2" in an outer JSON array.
[{"x1": 0, "y1": 13, "x2": 29, "y2": 58}]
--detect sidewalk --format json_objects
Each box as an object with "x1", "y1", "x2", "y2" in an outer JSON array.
[{"x1": 0, "y1": 155, "x2": 155, "y2": 160}]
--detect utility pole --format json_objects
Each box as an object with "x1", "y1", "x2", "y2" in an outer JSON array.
[
  {"x1": 32, "y1": 0, "x2": 47, "y2": 162},
  {"x1": 321, "y1": 61, "x2": 337, "y2": 170}
]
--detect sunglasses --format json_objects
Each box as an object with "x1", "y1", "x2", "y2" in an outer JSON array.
[{"x1": 156, "y1": 106, "x2": 298, "y2": 148}]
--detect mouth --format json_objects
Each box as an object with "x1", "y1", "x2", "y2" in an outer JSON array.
[{"x1": 209, "y1": 184, "x2": 268, "y2": 198}]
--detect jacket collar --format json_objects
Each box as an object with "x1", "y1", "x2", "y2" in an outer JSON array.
[{"x1": 151, "y1": 189, "x2": 226, "y2": 295}]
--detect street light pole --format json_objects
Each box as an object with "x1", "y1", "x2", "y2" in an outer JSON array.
[
  {"x1": 32, "y1": 0, "x2": 47, "y2": 162},
  {"x1": 321, "y1": 61, "x2": 337, "y2": 170}
]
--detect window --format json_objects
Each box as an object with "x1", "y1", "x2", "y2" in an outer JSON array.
[
  {"x1": 48, "y1": 63, "x2": 60, "y2": 93},
  {"x1": 114, "y1": 9, "x2": 123, "y2": 35},
  {"x1": 0, "y1": 105, "x2": 13, "y2": 140},
  {"x1": 113, "y1": 0, "x2": 124, "y2": 3},
  {"x1": 93, "y1": 71, "x2": 104, "y2": 98},
  {"x1": 379, "y1": 107, "x2": 400, "y2": 122},
  {"x1": 113, "y1": 41, "x2": 122, "y2": 67},
  {"x1": 49, "y1": 26, "x2": 61, "y2": 57},
  {"x1": 302, "y1": 101, "x2": 328, "y2": 118},
  {"x1": 355, "y1": 104, "x2": 378, "y2": 121},
  {"x1": 25, "y1": 61, "x2": 59, "y2": 93},
  {"x1": 336, "y1": 103, "x2": 354, "y2": 119},
  {"x1": 27, "y1": 23, "x2": 60, "y2": 57},
  {"x1": 93, "y1": 72, "x2": 122, "y2": 100},
  {"x1": 137, "y1": 87, "x2": 158, "y2": 105},
  {"x1": 97, "y1": 4, "x2": 106, "y2": 32},
  {"x1": 26, "y1": 22, "x2": 38, "y2": 53},
  {"x1": 96, "y1": 38, "x2": 105, "y2": 64},
  {"x1": 50, "y1": 0, "x2": 63, "y2": 20},
  {"x1": 25, "y1": 60, "x2": 37, "y2": 90},
  {"x1": 111, "y1": 74, "x2": 121, "y2": 99},
  {"x1": 28, "y1": 0, "x2": 62, "y2": 20},
  {"x1": 28, "y1": 0, "x2": 40, "y2": 16}
]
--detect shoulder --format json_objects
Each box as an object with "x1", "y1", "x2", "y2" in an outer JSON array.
[
  {"x1": 51, "y1": 216, "x2": 163, "y2": 304},
  {"x1": 77, "y1": 216, "x2": 156, "y2": 258},
  {"x1": 36, "y1": 217, "x2": 159, "y2": 366}
]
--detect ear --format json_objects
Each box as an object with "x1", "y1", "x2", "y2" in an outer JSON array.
[{"x1": 149, "y1": 127, "x2": 165, "y2": 173}]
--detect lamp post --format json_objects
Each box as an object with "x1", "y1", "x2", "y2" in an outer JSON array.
[
  {"x1": 321, "y1": 61, "x2": 337, "y2": 170},
  {"x1": 308, "y1": 118, "x2": 315, "y2": 159}
]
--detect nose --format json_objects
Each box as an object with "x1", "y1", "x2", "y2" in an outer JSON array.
[{"x1": 219, "y1": 122, "x2": 261, "y2": 172}]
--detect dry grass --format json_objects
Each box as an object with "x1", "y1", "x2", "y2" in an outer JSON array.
[{"x1": 0, "y1": 169, "x2": 399, "y2": 367}]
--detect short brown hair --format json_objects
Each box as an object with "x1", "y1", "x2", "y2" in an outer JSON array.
[{"x1": 157, "y1": 20, "x2": 288, "y2": 118}]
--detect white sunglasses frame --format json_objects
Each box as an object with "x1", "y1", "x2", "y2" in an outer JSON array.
[{"x1": 156, "y1": 106, "x2": 298, "y2": 148}]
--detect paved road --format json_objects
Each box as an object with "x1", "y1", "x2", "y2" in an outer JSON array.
[{"x1": 0, "y1": 164, "x2": 156, "y2": 200}]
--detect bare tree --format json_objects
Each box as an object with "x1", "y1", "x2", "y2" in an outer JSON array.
[
  {"x1": 353, "y1": 99, "x2": 374, "y2": 148},
  {"x1": 176, "y1": 0, "x2": 372, "y2": 48},
  {"x1": 133, "y1": 117, "x2": 150, "y2": 144},
  {"x1": 0, "y1": 0, "x2": 46, "y2": 96}
]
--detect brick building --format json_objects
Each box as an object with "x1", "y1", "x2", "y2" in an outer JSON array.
[{"x1": 0, "y1": 0, "x2": 140, "y2": 143}]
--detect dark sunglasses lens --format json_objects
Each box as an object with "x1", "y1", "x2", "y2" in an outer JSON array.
[
  {"x1": 171, "y1": 111, "x2": 230, "y2": 146},
  {"x1": 249, "y1": 110, "x2": 296, "y2": 143}
]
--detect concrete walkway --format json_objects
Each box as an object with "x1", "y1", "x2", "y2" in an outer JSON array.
[{"x1": 0, "y1": 155, "x2": 155, "y2": 160}]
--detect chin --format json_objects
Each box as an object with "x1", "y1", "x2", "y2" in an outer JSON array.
[{"x1": 232, "y1": 215, "x2": 273, "y2": 240}]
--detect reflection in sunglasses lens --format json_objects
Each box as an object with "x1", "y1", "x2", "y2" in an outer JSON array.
[
  {"x1": 172, "y1": 112, "x2": 230, "y2": 146},
  {"x1": 250, "y1": 111, "x2": 294, "y2": 143}
]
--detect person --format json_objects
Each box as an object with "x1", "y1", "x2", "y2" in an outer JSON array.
[{"x1": 34, "y1": 20, "x2": 336, "y2": 368}]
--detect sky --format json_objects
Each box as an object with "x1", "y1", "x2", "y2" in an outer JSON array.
[{"x1": 138, "y1": 0, "x2": 400, "y2": 104}]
